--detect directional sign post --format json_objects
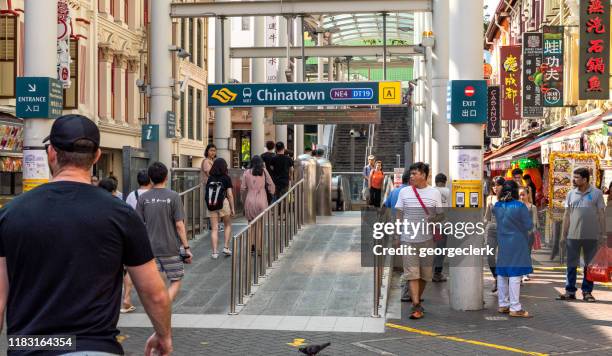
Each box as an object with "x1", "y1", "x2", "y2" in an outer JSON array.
[
  {"x1": 16, "y1": 77, "x2": 63, "y2": 119},
  {"x1": 208, "y1": 82, "x2": 402, "y2": 107}
]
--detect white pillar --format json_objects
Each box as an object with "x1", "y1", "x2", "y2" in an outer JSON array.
[
  {"x1": 150, "y1": 0, "x2": 174, "y2": 168},
  {"x1": 251, "y1": 16, "x2": 265, "y2": 156},
  {"x1": 275, "y1": 16, "x2": 288, "y2": 144},
  {"x1": 127, "y1": 60, "x2": 140, "y2": 126},
  {"x1": 294, "y1": 17, "x2": 304, "y2": 156},
  {"x1": 423, "y1": 13, "x2": 433, "y2": 165},
  {"x1": 214, "y1": 17, "x2": 232, "y2": 163},
  {"x1": 413, "y1": 14, "x2": 423, "y2": 162},
  {"x1": 113, "y1": 55, "x2": 127, "y2": 123},
  {"x1": 432, "y1": 0, "x2": 450, "y2": 178},
  {"x1": 317, "y1": 31, "x2": 325, "y2": 145},
  {"x1": 23, "y1": 0, "x2": 57, "y2": 190},
  {"x1": 448, "y1": 0, "x2": 484, "y2": 311},
  {"x1": 98, "y1": 48, "x2": 113, "y2": 121}
]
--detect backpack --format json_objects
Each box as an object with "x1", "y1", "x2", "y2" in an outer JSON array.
[{"x1": 205, "y1": 176, "x2": 227, "y2": 211}]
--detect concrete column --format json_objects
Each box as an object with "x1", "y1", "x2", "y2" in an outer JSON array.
[
  {"x1": 251, "y1": 16, "x2": 265, "y2": 156},
  {"x1": 432, "y1": 0, "x2": 450, "y2": 178},
  {"x1": 127, "y1": 59, "x2": 140, "y2": 126},
  {"x1": 294, "y1": 17, "x2": 304, "y2": 156},
  {"x1": 423, "y1": 13, "x2": 433, "y2": 165},
  {"x1": 114, "y1": 0, "x2": 124, "y2": 23},
  {"x1": 150, "y1": 0, "x2": 174, "y2": 168},
  {"x1": 275, "y1": 16, "x2": 288, "y2": 144},
  {"x1": 214, "y1": 17, "x2": 232, "y2": 163},
  {"x1": 448, "y1": 0, "x2": 484, "y2": 311},
  {"x1": 97, "y1": 47, "x2": 113, "y2": 121},
  {"x1": 23, "y1": 0, "x2": 56, "y2": 190},
  {"x1": 317, "y1": 32, "x2": 325, "y2": 145},
  {"x1": 113, "y1": 55, "x2": 127, "y2": 123},
  {"x1": 413, "y1": 14, "x2": 423, "y2": 162}
]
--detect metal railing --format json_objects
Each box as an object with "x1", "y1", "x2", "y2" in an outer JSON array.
[
  {"x1": 229, "y1": 179, "x2": 305, "y2": 314},
  {"x1": 372, "y1": 177, "x2": 395, "y2": 317},
  {"x1": 333, "y1": 171, "x2": 395, "y2": 204},
  {"x1": 178, "y1": 183, "x2": 205, "y2": 240}
]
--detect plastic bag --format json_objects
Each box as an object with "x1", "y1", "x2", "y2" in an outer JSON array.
[{"x1": 586, "y1": 247, "x2": 612, "y2": 283}]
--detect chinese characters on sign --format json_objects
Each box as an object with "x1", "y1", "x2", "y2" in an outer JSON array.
[
  {"x1": 265, "y1": 16, "x2": 279, "y2": 82},
  {"x1": 579, "y1": 0, "x2": 610, "y2": 99},
  {"x1": 57, "y1": 0, "x2": 72, "y2": 88},
  {"x1": 500, "y1": 46, "x2": 522, "y2": 120},
  {"x1": 522, "y1": 32, "x2": 543, "y2": 117},
  {"x1": 543, "y1": 26, "x2": 564, "y2": 107},
  {"x1": 487, "y1": 86, "x2": 501, "y2": 138}
]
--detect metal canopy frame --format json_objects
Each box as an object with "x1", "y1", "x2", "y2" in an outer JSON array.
[
  {"x1": 229, "y1": 45, "x2": 422, "y2": 58},
  {"x1": 170, "y1": 0, "x2": 432, "y2": 18}
]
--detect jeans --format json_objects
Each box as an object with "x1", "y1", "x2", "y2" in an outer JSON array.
[
  {"x1": 434, "y1": 235, "x2": 447, "y2": 274},
  {"x1": 486, "y1": 224, "x2": 498, "y2": 278},
  {"x1": 498, "y1": 276, "x2": 522, "y2": 312},
  {"x1": 565, "y1": 239, "x2": 598, "y2": 294}
]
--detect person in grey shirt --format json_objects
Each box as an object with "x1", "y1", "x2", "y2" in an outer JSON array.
[
  {"x1": 137, "y1": 162, "x2": 193, "y2": 302},
  {"x1": 558, "y1": 167, "x2": 606, "y2": 302}
]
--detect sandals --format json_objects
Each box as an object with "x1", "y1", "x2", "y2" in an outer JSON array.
[
  {"x1": 556, "y1": 292, "x2": 576, "y2": 301},
  {"x1": 583, "y1": 292, "x2": 596, "y2": 303},
  {"x1": 409, "y1": 304, "x2": 425, "y2": 319},
  {"x1": 509, "y1": 309, "x2": 531, "y2": 318},
  {"x1": 120, "y1": 305, "x2": 136, "y2": 313},
  {"x1": 498, "y1": 307, "x2": 510, "y2": 314}
]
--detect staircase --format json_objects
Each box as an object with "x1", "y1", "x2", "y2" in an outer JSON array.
[{"x1": 330, "y1": 106, "x2": 412, "y2": 172}]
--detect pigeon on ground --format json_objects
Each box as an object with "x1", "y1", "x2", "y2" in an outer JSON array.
[{"x1": 299, "y1": 342, "x2": 331, "y2": 355}]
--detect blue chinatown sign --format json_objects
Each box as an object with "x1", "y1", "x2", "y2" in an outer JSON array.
[
  {"x1": 16, "y1": 77, "x2": 63, "y2": 119},
  {"x1": 207, "y1": 82, "x2": 402, "y2": 107},
  {"x1": 447, "y1": 80, "x2": 487, "y2": 123}
]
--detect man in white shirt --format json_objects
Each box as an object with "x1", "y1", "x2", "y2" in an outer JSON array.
[
  {"x1": 121, "y1": 169, "x2": 152, "y2": 313},
  {"x1": 432, "y1": 173, "x2": 450, "y2": 282},
  {"x1": 125, "y1": 169, "x2": 152, "y2": 210},
  {"x1": 394, "y1": 162, "x2": 442, "y2": 320}
]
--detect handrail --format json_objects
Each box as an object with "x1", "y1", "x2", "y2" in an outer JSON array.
[
  {"x1": 229, "y1": 178, "x2": 305, "y2": 315},
  {"x1": 178, "y1": 183, "x2": 201, "y2": 196},
  {"x1": 176, "y1": 182, "x2": 205, "y2": 240}
]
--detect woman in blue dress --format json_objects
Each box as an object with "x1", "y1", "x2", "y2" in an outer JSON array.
[{"x1": 493, "y1": 180, "x2": 533, "y2": 317}]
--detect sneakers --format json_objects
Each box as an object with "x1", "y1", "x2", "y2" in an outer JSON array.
[
  {"x1": 522, "y1": 275, "x2": 531, "y2": 282},
  {"x1": 211, "y1": 253, "x2": 219, "y2": 259},
  {"x1": 509, "y1": 309, "x2": 531, "y2": 318},
  {"x1": 556, "y1": 292, "x2": 576, "y2": 301},
  {"x1": 432, "y1": 273, "x2": 447, "y2": 283},
  {"x1": 223, "y1": 247, "x2": 232, "y2": 256},
  {"x1": 583, "y1": 292, "x2": 596, "y2": 302},
  {"x1": 497, "y1": 306, "x2": 510, "y2": 314}
]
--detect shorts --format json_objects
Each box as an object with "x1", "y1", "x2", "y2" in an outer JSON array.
[
  {"x1": 155, "y1": 255, "x2": 185, "y2": 281},
  {"x1": 209, "y1": 198, "x2": 230, "y2": 218},
  {"x1": 401, "y1": 239, "x2": 434, "y2": 281}
]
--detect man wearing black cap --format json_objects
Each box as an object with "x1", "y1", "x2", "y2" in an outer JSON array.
[{"x1": 0, "y1": 115, "x2": 172, "y2": 355}]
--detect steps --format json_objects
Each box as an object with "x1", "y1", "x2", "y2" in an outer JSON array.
[{"x1": 330, "y1": 106, "x2": 412, "y2": 172}]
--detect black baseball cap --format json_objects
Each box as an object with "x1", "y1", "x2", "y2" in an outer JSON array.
[{"x1": 43, "y1": 114, "x2": 100, "y2": 153}]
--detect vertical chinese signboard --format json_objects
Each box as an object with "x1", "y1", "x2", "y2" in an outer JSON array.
[
  {"x1": 500, "y1": 46, "x2": 522, "y2": 120},
  {"x1": 522, "y1": 32, "x2": 543, "y2": 117},
  {"x1": 543, "y1": 26, "x2": 564, "y2": 107},
  {"x1": 265, "y1": 16, "x2": 279, "y2": 82},
  {"x1": 579, "y1": 0, "x2": 610, "y2": 100},
  {"x1": 487, "y1": 86, "x2": 501, "y2": 138}
]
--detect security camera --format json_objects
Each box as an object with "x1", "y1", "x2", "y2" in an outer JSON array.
[
  {"x1": 349, "y1": 129, "x2": 360, "y2": 138},
  {"x1": 177, "y1": 48, "x2": 191, "y2": 59},
  {"x1": 414, "y1": 43, "x2": 425, "y2": 54}
]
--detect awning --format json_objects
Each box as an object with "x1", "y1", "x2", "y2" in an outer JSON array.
[{"x1": 484, "y1": 136, "x2": 533, "y2": 164}]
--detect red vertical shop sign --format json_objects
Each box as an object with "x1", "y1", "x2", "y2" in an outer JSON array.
[
  {"x1": 500, "y1": 46, "x2": 522, "y2": 120},
  {"x1": 579, "y1": 0, "x2": 610, "y2": 100}
]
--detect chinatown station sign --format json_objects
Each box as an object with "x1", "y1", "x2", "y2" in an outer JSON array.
[
  {"x1": 500, "y1": 46, "x2": 522, "y2": 120},
  {"x1": 579, "y1": 0, "x2": 610, "y2": 100}
]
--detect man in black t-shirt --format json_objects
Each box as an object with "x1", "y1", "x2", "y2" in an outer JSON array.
[
  {"x1": 0, "y1": 115, "x2": 172, "y2": 356},
  {"x1": 272, "y1": 141, "x2": 294, "y2": 200},
  {"x1": 261, "y1": 140, "x2": 276, "y2": 203}
]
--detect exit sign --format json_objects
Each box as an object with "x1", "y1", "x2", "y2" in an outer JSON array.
[{"x1": 447, "y1": 80, "x2": 487, "y2": 124}]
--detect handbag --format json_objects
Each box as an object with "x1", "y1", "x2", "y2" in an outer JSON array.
[
  {"x1": 586, "y1": 246, "x2": 612, "y2": 283},
  {"x1": 532, "y1": 231, "x2": 542, "y2": 250},
  {"x1": 412, "y1": 185, "x2": 443, "y2": 242}
]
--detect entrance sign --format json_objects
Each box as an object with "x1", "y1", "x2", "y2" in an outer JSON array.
[
  {"x1": 273, "y1": 108, "x2": 380, "y2": 124},
  {"x1": 16, "y1": 77, "x2": 63, "y2": 119},
  {"x1": 207, "y1": 82, "x2": 402, "y2": 107},
  {"x1": 499, "y1": 46, "x2": 522, "y2": 120},
  {"x1": 487, "y1": 86, "x2": 501, "y2": 138},
  {"x1": 447, "y1": 80, "x2": 487, "y2": 124},
  {"x1": 522, "y1": 32, "x2": 544, "y2": 117},
  {"x1": 543, "y1": 26, "x2": 564, "y2": 107},
  {"x1": 579, "y1": 0, "x2": 610, "y2": 100}
]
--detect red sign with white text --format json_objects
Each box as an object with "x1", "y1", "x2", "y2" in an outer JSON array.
[{"x1": 579, "y1": 0, "x2": 610, "y2": 99}]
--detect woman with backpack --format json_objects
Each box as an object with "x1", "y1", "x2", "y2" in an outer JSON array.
[
  {"x1": 241, "y1": 156, "x2": 275, "y2": 252},
  {"x1": 206, "y1": 158, "x2": 235, "y2": 259},
  {"x1": 201, "y1": 143, "x2": 217, "y2": 185}
]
